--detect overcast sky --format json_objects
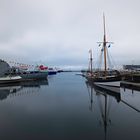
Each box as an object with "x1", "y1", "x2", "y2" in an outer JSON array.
[{"x1": 0, "y1": 0, "x2": 140, "y2": 69}]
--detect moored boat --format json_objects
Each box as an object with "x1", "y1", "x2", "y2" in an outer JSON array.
[
  {"x1": 47, "y1": 68, "x2": 57, "y2": 75},
  {"x1": 86, "y1": 14, "x2": 121, "y2": 87},
  {"x1": 10, "y1": 65, "x2": 48, "y2": 80},
  {"x1": 36, "y1": 65, "x2": 57, "y2": 75},
  {"x1": 19, "y1": 71, "x2": 48, "y2": 80},
  {"x1": 0, "y1": 75, "x2": 22, "y2": 84}
]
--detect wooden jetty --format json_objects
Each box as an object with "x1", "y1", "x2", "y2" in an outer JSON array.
[{"x1": 121, "y1": 81, "x2": 140, "y2": 91}]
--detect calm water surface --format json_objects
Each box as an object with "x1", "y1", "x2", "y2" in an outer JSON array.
[{"x1": 0, "y1": 72, "x2": 140, "y2": 140}]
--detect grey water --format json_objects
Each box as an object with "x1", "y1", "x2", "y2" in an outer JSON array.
[{"x1": 0, "y1": 72, "x2": 140, "y2": 140}]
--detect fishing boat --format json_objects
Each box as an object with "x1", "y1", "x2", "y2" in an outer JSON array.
[{"x1": 86, "y1": 14, "x2": 121, "y2": 87}]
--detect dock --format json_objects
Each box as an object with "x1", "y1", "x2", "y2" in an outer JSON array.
[{"x1": 121, "y1": 81, "x2": 140, "y2": 91}]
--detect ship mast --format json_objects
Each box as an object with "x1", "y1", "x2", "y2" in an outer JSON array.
[
  {"x1": 103, "y1": 14, "x2": 107, "y2": 73},
  {"x1": 89, "y1": 49, "x2": 93, "y2": 74},
  {"x1": 90, "y1": 50, "x2": 93, "y2": 74},
  {"x1": 97, "y1": 14, "x2": 113, "y2": 74}
]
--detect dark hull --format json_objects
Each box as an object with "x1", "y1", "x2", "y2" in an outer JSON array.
[
  {"x1": 0, "y1": 79, "x2": 22, "y2": 84},
  {"x1": 0, "y1": 79, "x2": 48, "y2": 87},
  {"x1": 20, "y1": 72, "x2": 48, "y2": 80},
  {"x1": 86, "y1": 75, "x2": 121, "y2": 83},
  {"x1": 48, "y1": 71, "x2": 57, "y2": 75}
]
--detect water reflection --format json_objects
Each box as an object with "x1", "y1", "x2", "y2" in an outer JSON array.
[
  {"x1": 85, "y1": 81, "x2": 94, "y2": 111},
  {"x1": 86, "y1": 81, "x2": 121, "y2": 140},
  {"x1": 0, "y1": 72, "x2": 140, "y2": 140},
  {"x1": 0, "y1": 80, "x2": 48, "y2": 101},
  {"x1": 121, "y1": 85, "x2": 140, "y2": 113},
  {"x1": 86, "y1": 81, "x2": 140, "y2": 140}
]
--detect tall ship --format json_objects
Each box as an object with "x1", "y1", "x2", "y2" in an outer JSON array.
[{"x1": 86, "y1": 14, "x2": 121, "y2": 87}]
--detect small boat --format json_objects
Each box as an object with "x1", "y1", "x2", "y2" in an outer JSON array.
[
  {"x1": 86, "y1": 14, "x2": 121, "y2": 87},
  {"x1": 0, "y1": 75, "x2": 22, "y2": 84}
]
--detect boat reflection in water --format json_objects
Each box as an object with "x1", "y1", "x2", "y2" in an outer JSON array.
[
  {"x1": 86, "y1": 80, "x2": 140, "y2": 140},
  {"x1": 0, "y1": 79, "x2": 48, "y2": 101},
  {"x1": 86, "y1": 81, "x2": 121, "y2": 140}
]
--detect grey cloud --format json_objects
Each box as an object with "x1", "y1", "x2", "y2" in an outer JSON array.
[{"x1": 0, "y1": 0, "x2": 140, "y2": 68}]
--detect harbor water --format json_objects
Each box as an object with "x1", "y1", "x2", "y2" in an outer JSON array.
[{"x1": 0, "y1": 72, "x2": 140, "y2": 140}]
